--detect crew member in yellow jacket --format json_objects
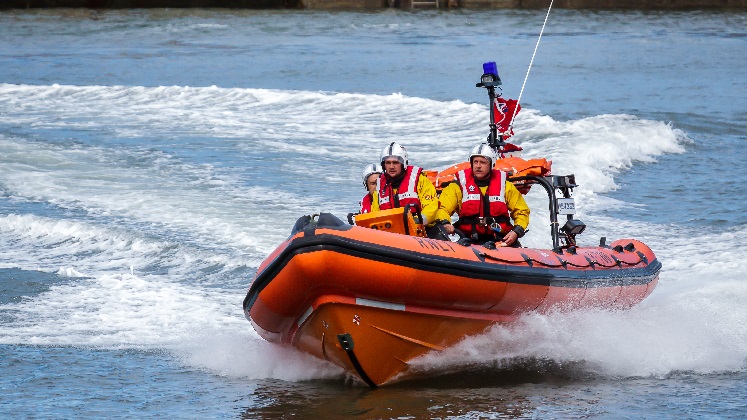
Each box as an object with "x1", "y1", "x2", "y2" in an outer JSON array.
[
  {"x1": 371, "y1": 142, "x2": 439, "y2": 232},
  {"x1": 436, "y1": 143, "x2": 530, "y2": 247}
]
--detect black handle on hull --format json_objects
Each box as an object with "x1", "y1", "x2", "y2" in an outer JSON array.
[{"x1": 337, "y1": 333, "x2": 378, "y2": 388}]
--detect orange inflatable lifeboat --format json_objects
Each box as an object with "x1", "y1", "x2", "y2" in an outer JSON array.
[
  {"x1": 243, "y1": 62, "x2": 660, "y2": 386},
  {"x1": 243, "y1": 173, "x2": 661, "y2": 387}
]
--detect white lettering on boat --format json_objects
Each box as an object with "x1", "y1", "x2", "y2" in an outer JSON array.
[{"x1": 414, "y1": 237, "x2": 456, "y2": 252}]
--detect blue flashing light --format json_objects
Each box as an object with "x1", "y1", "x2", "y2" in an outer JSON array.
[{"x1": 483, "y1": 61, "x2": 498, "y2": 77}]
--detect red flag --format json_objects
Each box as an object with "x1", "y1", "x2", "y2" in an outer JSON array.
[{"x1": 493, "y1": 97, "x2": 521, "y2": 140}]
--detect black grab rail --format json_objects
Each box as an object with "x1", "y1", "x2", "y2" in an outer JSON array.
[{"x1": 508, "y1": 174, "x2": 580, "y2": 253}]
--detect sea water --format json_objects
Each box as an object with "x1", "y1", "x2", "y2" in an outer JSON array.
[{"x1": 0, "y1": 8, "x2": 745, "y2": 418}]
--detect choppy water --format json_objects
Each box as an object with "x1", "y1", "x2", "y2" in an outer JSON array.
[{"x1": 1, "y1": 8, "x2": 745, "y2": 418}]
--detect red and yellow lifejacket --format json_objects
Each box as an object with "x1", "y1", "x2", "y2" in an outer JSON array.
[
  {"x1": 378, "y1": 165, "x2": 423, "y2": 212},
  {"x1": 457, "y1": 168, "x2": 512, "y2": 237}
]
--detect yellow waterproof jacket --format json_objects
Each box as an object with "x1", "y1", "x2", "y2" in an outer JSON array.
[
  {"x1": 372, "y1": 173, "x2": 439, "y2": 226},
  {"x1": 436, "y1": 181, "x2": 530, "y2": 232}
]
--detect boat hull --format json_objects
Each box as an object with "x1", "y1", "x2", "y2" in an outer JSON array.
[
  {"x1": 288, "y1": 298, "x2": 497, "y2": 386},
  {"x1": 244, "y1": 213, "x2": 660, "y2": 386}
]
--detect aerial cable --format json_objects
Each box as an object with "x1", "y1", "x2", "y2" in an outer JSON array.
[{"x1": 507, "y1": 0, "x2": 555, "y2": 135}]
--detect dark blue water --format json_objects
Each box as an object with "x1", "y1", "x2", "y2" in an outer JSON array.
[{"x1": 1, "y1": 9, "x2": 745, "y2": 418}]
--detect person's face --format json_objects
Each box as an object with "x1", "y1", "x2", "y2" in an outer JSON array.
[
  {"x1": 384, "y1": 158, "x2": 404, "y2": 178},
  {"x1": 366, "y1": 173, "x2": 379, "y2": 195},
  {"x1": 471, "y1": 156, "x2": 491, "y2": 180}
]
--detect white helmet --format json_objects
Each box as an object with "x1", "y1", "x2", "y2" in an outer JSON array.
[
  {"x1": 469, "y1": 143, "x2": 498, "y2": 168},
  {"x1": 361, "y1": 163, "x2": 382, "y2": 189},
  {"x1": 380, "y1": 142, "x2": 409, "y2": 167}
]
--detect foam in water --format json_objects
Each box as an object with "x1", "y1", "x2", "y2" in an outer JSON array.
[
  {"x1": 412, "y1": 222, "x2": 747, "y2": 378},
  {"x1": 0, "y1": 136, "x2": 291, "y2": 255},
  {"x1": 177, "y1": 332, "x2": 343, "y2": 382}
]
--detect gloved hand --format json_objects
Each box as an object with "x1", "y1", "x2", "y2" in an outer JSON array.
[{"x1": 457, "y1": 237, "x2": 473, "y2": 247}]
